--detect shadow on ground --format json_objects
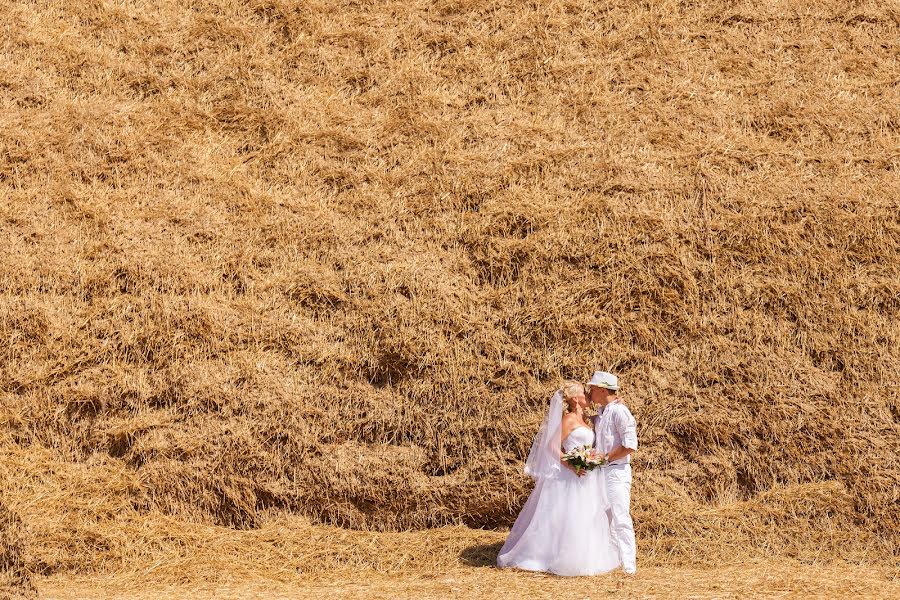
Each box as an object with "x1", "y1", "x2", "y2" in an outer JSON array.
[{"x1": 459, "y1": 542, "x2": 504, "y2": 567}]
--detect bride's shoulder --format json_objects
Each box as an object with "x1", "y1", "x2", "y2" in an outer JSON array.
[{"x1": 561, "y1": 412, "x2": 579, "y2": 424}]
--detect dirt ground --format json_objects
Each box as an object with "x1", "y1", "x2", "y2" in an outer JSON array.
[{"x1": 36, "y1": 561, "x2": 900, "y2": 600}]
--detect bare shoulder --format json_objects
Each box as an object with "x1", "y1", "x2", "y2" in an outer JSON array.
[{"x1": 561, "y1": 412, "x2": 582, "y2": 432}]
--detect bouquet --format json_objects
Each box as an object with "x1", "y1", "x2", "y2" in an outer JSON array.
[{"x1": 561, "y1": 445, "x2": 607, "y2": 474}]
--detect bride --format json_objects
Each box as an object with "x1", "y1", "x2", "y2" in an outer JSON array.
[{"x1": 497, "y1": 380, "x2": 620, "y2": 576}]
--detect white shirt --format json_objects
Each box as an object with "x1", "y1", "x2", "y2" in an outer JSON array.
[{"x1": 594, "y1": 400, "x2": 638, "y2": 465}]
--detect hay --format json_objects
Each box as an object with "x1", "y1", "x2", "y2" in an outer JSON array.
[
  {"x1": 0, "y1": 501, "x2": 36, "y2": 599},
  {"x1": 37, "y1": 562, "x2": 900, "y2": 600},
  {"x1": 1, "y1": 0, "x2": 899, "y2": 591}
]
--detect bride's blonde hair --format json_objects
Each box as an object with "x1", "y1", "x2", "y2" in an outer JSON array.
[{"x1": 561, "y1": 380, "x2": 584, "y2": 411}]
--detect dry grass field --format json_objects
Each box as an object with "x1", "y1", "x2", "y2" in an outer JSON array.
[
  {"x1": 1, "y1": 0, "x2": 899, "y2": 597},
  {"x1": 32, "y1": 562, "x2": 900, "y2": 600}
]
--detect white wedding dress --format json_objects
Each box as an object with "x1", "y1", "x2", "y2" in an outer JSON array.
[{"x1": 497, "y1": 426, "x2": 621, "y2": 576}]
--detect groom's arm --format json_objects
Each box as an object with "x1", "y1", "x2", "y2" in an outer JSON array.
[
  {"x1": 605, "y1": 406, "x2": 638, "y2": 462},
  {"x1": 606, "y1": 445, "x2": 634, "y2": 463}
]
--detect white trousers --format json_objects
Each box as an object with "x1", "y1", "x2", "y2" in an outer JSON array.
[{"x1": 604, "y1": 464, "x2": 636, "y2": 572}]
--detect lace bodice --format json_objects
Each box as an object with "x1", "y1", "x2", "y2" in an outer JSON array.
[{"x1": 562, "y1": 426, "x2": 594, "y2": 452}]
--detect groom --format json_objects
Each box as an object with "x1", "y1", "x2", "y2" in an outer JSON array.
[{"x1": 586, "y1": 371, "x2": 638, "y2": 575}]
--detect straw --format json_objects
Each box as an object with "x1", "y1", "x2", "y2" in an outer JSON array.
[{"x1": 1, "y1": 0, "x2": 898, "y2": 595}]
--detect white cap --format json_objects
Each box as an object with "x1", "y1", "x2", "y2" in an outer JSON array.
[{"x1": 586, "y1": 371, "x2": 619, "y2": 391}]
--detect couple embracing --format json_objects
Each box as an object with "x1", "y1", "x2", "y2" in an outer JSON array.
[{"x1": 497, "y1": 371, "x2": 638, "y2": 576}]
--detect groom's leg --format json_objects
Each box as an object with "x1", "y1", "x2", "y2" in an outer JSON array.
[
  {"x1": 606, "y1": 465, "x2": 637, "y2": 573},
  {"x1": 606, "y1": 504, "x2": 622, "y2": 567},
  {"x1": 605, "y1": 505, "x2": 620, "y2": 563}
]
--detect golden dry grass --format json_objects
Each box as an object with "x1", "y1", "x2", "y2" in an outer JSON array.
[
  {"x1": 1, "y1": 0, "x2": 900, "y2": 597},
  {"x1": 34, "y1": 562, "x2": 900, "y2": 600}
]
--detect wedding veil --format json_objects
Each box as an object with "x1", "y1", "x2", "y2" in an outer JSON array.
[{"x1": 523, "y1": 390, "x2": 564, "y2": 480}]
